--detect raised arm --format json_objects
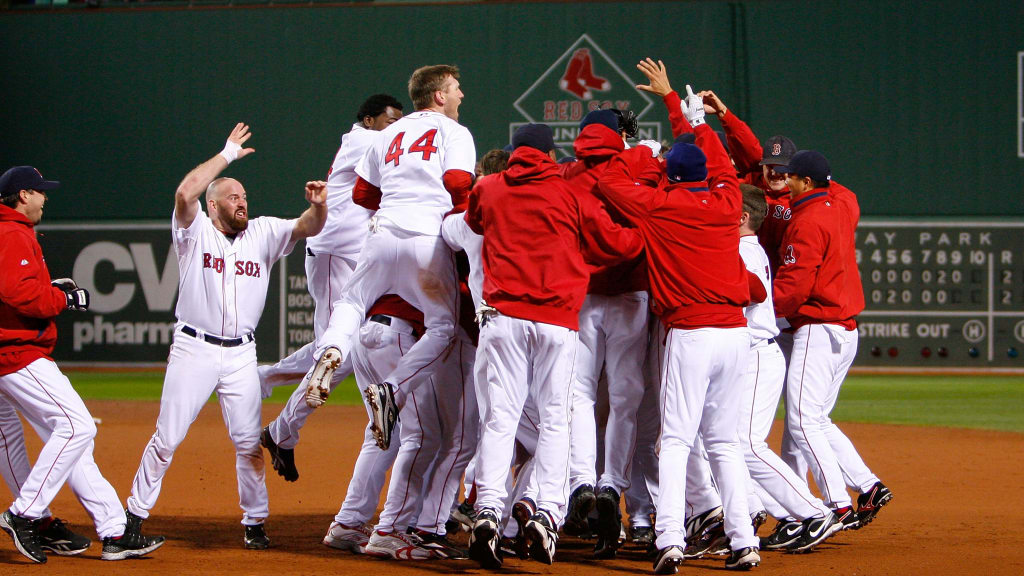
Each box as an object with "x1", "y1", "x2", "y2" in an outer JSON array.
[
  {"x1": 174, "y1": 123, "x2": 255, "y2": 229},
  {"x1": 635, "y1": 58, "x2": 692, "y2": 139},
  {"x1": 291, "y1": 180, "x2": 329, "y2": 242},
  {"x1": 698, "y1": 90, "x2": 763, "y2": 175}
]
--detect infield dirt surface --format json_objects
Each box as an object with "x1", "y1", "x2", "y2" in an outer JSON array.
[{"x1": 3, "y1": 401, "x2": 1022, "y2": 575}]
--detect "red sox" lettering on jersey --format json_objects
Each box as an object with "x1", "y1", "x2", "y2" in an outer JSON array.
[{"x1": 203, "y1": 253, "x2": 262, "y2": 277}]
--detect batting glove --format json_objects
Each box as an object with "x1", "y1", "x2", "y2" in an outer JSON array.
[
  {"x1": 65, "y1": 288, "x2": 90, "y2": 311},
  {"x1": 51, "y1": 278, "x2": 79, "y2": 291},
  {"x1": 683, "y1": 85, "x2": 707, "y2": 128},
  {"x1": 637, "y1": 140, "x2": 662, "y2": 157}
]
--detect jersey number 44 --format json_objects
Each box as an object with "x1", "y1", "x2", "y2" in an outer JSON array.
[{"x1": 384, "y1": 129, "x2": 439, "y2": 166}]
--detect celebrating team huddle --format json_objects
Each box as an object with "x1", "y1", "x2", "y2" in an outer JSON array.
[{"x1": 0, "y1": 59, "x2": 891, "y2": 572}]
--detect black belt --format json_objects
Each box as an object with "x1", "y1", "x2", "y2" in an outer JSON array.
[
  {"x1": 369, "y1": 314, "x2": 423, "y2": 338},
  {"x1": 767, "y1": 338, "x2": 775, "y2": 344},
  {"x1": 181, "y1": 325, "x2": 253, "y2": 347}
]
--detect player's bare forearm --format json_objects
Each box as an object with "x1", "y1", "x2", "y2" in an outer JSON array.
[
  {"x1": 176, "y1": 123, "x2": 255, "y2": 228},
  {"x1": 291, "y1": 180, "x2": 328, "y2": 241}
]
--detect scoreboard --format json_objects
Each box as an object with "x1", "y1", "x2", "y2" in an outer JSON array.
[{"x1": 854, "y1": 220, "x2": 1024, "y2": 371}]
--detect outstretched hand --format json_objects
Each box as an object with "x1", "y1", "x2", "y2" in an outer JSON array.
[
  {"x1": 224, "y1": 123, "x2": 256, "y2": 162},
  {"x1": 698, "y1": 90, "x2": 728, "y2": 117},
  {"x1": 635, "y1": 58, "x2": 673, "y2": 97},
  {"x1": 305, "y1": 180, "x2": 328, "y2": 206}
]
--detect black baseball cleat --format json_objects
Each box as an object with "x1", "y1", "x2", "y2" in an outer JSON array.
[
  {"x1": 629, "y1": 525, "x2": 655, "y2": 547},
  {"x1": 1, "y1": 509, "x2": 47, "y2": 563},
  {"x1": 759, "y1": 519, "x2": 803, "y2": 550},
  {"x1": 788, "y1": 512, "x2": 841, "y2": 553},
  {"x1": 832, "y1": 505, "x2": 861, "y2": 531},
  {"x1": 101, "y1": 510, "x2": 165, "y2": 561},
  {"x1": 468, "y1": 509, "x2": 502, "y2": 569},
  {"x1": 244, "y1": 523, "x2": 270, "y2": 550},
  {"x1": 855, "y1": 482, "x2": 893, "y2": 528},
  {"x1": 38, "y1": 516, "x2": 90, "y2": 556},
  {"x1": 684, "y1": 520, "x2": 725, "y2": 559},
  {"x1": 594, "y1": 486, "x2": 622, "y2": 559},
  {"x1": 563, "y1": 484, "x2": 596, "y2": 537},
  {"x1": 261, "y1": 426, "x2": 298, "y2": 482},
  {"x1": 364, "y1": 382, "x2": 399, "y2": 450},
  {"x1": 724, "y1": 546, "x2": 760, "y2": 570},
  {"x1": 510, "y1": 497, "x2": 536, "y2": 560},
  {"x1": 684, "y1": 505, "x2": 723, "y2": 542},
  {"x1": 413, "y1": 529, "x2": 469, "y2": 560},
  {"x1": 523, "y1": 510, "x2": 558, "y2": 565},
  {"x1": 653, "y1": 545, "x2": 684, "y2": 575}
]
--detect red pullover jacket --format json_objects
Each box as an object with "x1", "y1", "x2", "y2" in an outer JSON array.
[
  {"x1": 664, "y1": 90, "x2": 793, "y2": 275},
  {"x1": 597, "y1": 123, "x2": 750, "y2": 329},
  {"x1": 563, "y1": 123, "x2": 648, "y2": 295},
  {"x1": 772, "y1": 188, "x2": 860, "y2": 330},
  {"x1": 466, "y1": 147, "x2": 643, "y2": 330},
  {"x1": 0, "y1": 204, "x2": 70, "y2": 376}
]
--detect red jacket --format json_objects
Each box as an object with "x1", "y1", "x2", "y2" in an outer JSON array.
[
  {"x1": 563, "y1": 123, "x2": 648, "y2": 295},
  {"x1": 597, "y1": 124, "x2": 749, "y2": 329},
  {"x1": 830, "y1": 181, "x2": 866, "y2": 317},
  {"x1": 772, "y1": 188, "x2": 860, "y2": 330},
  {"x1": 467, "y1": 146, "x2": 642, "y2": 330},
  {"x1": 0, "y1": 205, "x2": 70, "y2": 376}
]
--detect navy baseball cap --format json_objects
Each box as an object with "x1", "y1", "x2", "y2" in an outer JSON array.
[
  {"x1": 665, "y1": 143, "x2": 708, "y2": 183},
  {"x1": 0, "y1": 166, "x2": 60, "y2": 199},
  {"x1": 759, "y1": 135, "x2": 797, "y2": 167},
  {"x1": 773, "y1": 150, "x2": 831, "y2": 182},
  {"x1": 512, "y1": 123, "x2": 555, "y2": 153},
  {"x1": 579, "y1": 109, "x2": 619, "y2": 133}
]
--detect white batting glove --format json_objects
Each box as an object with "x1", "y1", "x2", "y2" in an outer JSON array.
[
  {"x1": 683, "y1": 85, "x2": 707, "y2": 128},
  {"x1": 51, "y1": 278, "x2": 79, "y2": 292},
  {"x1": 637, "y1": 140, "x2": 662, "y2": 157}
]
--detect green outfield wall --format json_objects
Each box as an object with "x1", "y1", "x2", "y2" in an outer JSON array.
[{"x1": 2, "y1": 0, "x2": 1022, "y2": 219}]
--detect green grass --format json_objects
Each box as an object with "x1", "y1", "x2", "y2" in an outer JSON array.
[{"x1": 65, "y1": 371, "x2": 1024, "y2": 433}]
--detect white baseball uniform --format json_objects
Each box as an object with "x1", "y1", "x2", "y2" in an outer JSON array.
[
  {"x1": 260, "y1": 122, "x2": 381, "y2": 447},
  {"x1": 318, "y1": 110, "x2": 475, "y2": 400},
  {"x1": 127, "y1": 205, "x2": 295, "y2": 526},
  {"x1": 625, "y1": 314, "x2": 662, "y2": 530},
  {"x1": 738, "y1": 235, "x2": 831, "y2": 521},
  {"x1": 0, "y1": 397, "x2": 126, "y2": 538}
]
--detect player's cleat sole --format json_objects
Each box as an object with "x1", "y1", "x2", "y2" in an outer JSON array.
[
  {"x1": 524, "y1": 511, "x2": 557, "y2": 565},
  {"x1": 323, "y1": 522, "x2": 371, "y2": 553},
  {"x1": 594, "y1": 487, "x2": 622, "y2": 559},
  {"x1": 725, "y1": 546, "x2": 760, "y2": 570},
  {"x1": 261, "y1": 426, "x2": 298, "y2": 482},
  {"x1": 855, "y1": 482, "x2": 893, "y2": 529},
  {"x1": 564, "y1": 484, "x2": 596, "y2": 537},
  {"x1": 38, "y1": 517, "x2": 90, "y2": 556},
  {"x1": 306, "y1": 347, "x2": 341, "y2": 408},
  {"x1": 364, "y1": 382, "x2": 399, "y2": 450},
  {"x1": 1, "y1": 510, "x2": 47, "y2": 563},
  {"x1": 468, "y1": 511, "x2": 502, "y2": 569},
  {"x1": 653, "y1": 545, "x2": 684, "y2": 575},
  {"x1": 510, "y1": 498, "x2": 535, "y2": 560}
]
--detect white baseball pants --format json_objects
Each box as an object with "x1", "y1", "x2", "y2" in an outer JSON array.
[
  {"x1": 786, "y1": 324, "x2": 879, "y2": 509},
  {"x1": 626, "y1": 314, "x2": 662, "y2": 528},
  {"x1": 415, "y1": 330, "x2": 479, "y2": 535},
  {"x1": 740, "y1": 340, "x2": 830, "y2": 520},
  {"x1": 654, "y1": 327, "x2": 757, "y2": 551},
  {"x1": 334, "y1": 317, "x2": 412, "y2": 527},
  {"x1": 320, "y1": 222, "x2": 458, "y2": 398},
  {"x1": 128, "y1": 330, "x2": 267, "y2": 525},
  {"x1": 474, "y1": 315, "x2": 577, "y2": 526},
  {"x1": 569, "y1": 292, "x2": 649, "y2": 495}
]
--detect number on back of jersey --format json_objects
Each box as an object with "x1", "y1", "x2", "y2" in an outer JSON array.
[{"x1": 384, "y1": 129, "x2": 439, "y2": 167}]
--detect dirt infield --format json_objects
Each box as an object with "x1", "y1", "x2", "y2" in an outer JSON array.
[{"x1": 3, "y1": 401, "x2": 1022, "y2": 575}]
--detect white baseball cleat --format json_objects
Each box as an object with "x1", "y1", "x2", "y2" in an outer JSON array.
[
  {"x1": 363, "y1": 530, "x2": 435, "y2": 560},
  {"x1": 323, "y1": 522, "x2": 371, "y2": 554},
  {"x1": 305, "y1": 347, "x2": 341, "y2": 408}
]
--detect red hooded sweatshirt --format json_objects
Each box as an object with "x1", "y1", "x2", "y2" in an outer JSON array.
[
  {"x1": 772, "y1": 188, "x2": 860, "y2": 330},
  {"x1": 0, "y1": 204, "x2": 71, "y2": 375},
  {"x1": 563, "y1": 123, "x2": 648, "y2": 295},
  {"x1": 597, "y1": 124, "x2": 750, "y2": 329},
  {"x1": 466, "y1": 146, "x2": 642, "y2": 330}
]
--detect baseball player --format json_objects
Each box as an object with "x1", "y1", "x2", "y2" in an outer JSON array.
[
  {"x1": 598, "y1": 72, "x2": 760, "y2": 572},
  {"x1": 311, "y1": 65, "x2": 475, "y2": 452},
  {"x1": 258, "y1": 94, "x2": 404, "y2": 482},
  {"x1": 124, "y1": 124, "x2": 328, "y2": 549},
  {"x1": 465, "y1": 123, "x2": 642, "y2": 568},
  {"x1": 735, "y1": 184, "x2": 841, "y2": 552},
  {"x1": 0, "y1": 166, "x2": 164, "y2": 563},
  {"x1": 772, "y1": 150, "x2": 892, "y2": 531},
  {"x1": 562, "y1": 109, "x2": 649, "y2": 559}
]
